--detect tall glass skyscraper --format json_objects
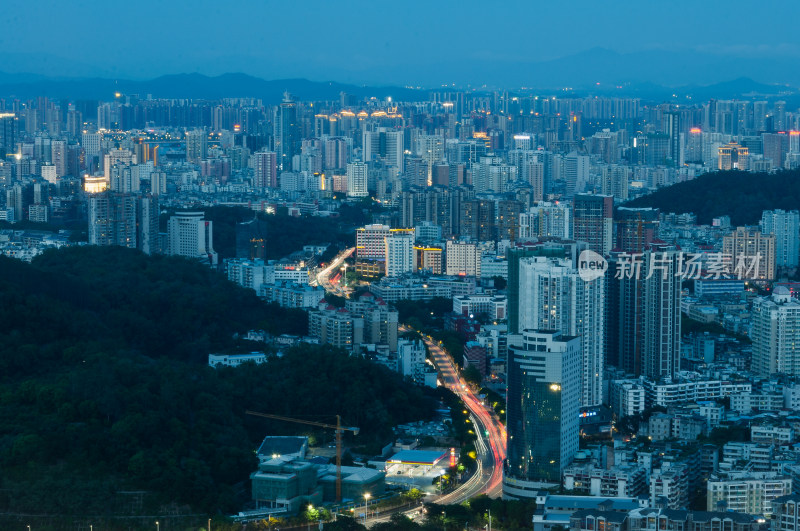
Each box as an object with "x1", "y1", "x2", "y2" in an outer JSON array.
[
  {"x1": 275, "y1": 92, "x2": 300, "y2": 171},
  {"x1": 503, "y1": 329, "x2": 580, "y2": 499}
]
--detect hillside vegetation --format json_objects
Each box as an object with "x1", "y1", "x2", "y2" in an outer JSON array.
[
  {"x1": 0, "y1": 247, "x2": 436, "y2": 526},
  {"x1": 625, "y1": 169, "x2": 800, "y2": 225}
]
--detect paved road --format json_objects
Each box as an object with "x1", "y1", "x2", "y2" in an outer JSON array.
[
  {"x1": 313, "y1": 247, "x2": 354, "y2": 296},
  {"x1": 411, "y1": 330, "x2": 506, "y2": 502},
  {"x1": 367, "y1": 332, "x2": 506, "y2": 529}
]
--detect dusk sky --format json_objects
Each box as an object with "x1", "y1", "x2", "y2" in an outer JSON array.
[{"x1": 3, "y1": 0, "x2": 800, "y2": 87}]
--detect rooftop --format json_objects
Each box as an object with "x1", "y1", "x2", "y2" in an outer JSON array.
[
  {"x1": 387, "y1": 449, "x2": 448, "y2": 466},
  {"x1": 256, "y1": 436, "x2": 308, "y2": 458}
]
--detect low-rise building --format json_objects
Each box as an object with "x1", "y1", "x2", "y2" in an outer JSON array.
[
  {"x1": 752, "y1": 425, "x2": 795, "y2": 445},
  {"x1": 209, "y1": 352, "x2": 268, "y2": 368},
  {"x1": 722, "y1": 442, "x2": 774, "y2": 472},
  {"x1": 396, "y1": 339, "x2": 437, "y2": 387},
  {"x1": 261, "y1": 282, "x2": 325, "y2": 308},
  {"x1": 453, "y1": 294, "x2": 507, "y2": 320},
  {"x1": 772, "y1": 494, "x2": 800, "y2": 531},
  {"x1": 627, "y1": 507, "x2": 758, "y2": 531},
  {"x1": 650, "y1": 464, "x2": 689, "y2": 510},
  {"x1": 250, "y1": 436, "x2": 385, "y2": 513},
  {"x1": 610, "y1": 380, "x2": 647, "y2": 418},
  {"x1": 645, "y1": 377, "x2": 752, "y2": 407},
  {"x1": 563, "y1": 464, "x2": 648, "y2": 498},
  {"x1": 707, "y1": 471, "x2": 792, "y2": 516},
  {"x1": 732, "y1": 392, "x2": 786, "y2": 413},
  {"x1": 533, "y1": 494, "x2": 647, "y2": 531},
  {"x1": 308, "y1": 303, "x2": 361, "y2": 350}
]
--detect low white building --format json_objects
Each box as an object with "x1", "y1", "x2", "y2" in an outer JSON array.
[
  {"x1": 645, "y1": 377, "x2": 751, "y2": 407},
  {"x1": 396, "y1": 339, "x2": 437, "y2": 388},
  {"x1": 209, "y1": 352, "x2": 268, "y2": 368},
  {"x1": 751, "y1": 425, "x2": 795, "y2": 445},
  {"x1": 260, "y1": 282, "x2": 326, "y2": 308},
  {"x1": 610, "y1": 380, "x2": 647, "y2": 418},
  {"x1": 452, "y1": 294, "x2": 507, "y2": 320}
]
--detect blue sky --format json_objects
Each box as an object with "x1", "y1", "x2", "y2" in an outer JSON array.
[{"x1": 2, "y1": 0, "x2": 800, "y2": 86}]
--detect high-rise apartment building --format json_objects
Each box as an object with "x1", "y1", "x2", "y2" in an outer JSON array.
[
  {"x1": 615, "y1": 207, "x2": 660, "y2": 253},
  {"x1": 760, "y1": 210, "x2": 799, "y2": 268},
  {"x1": 518, "y1": 202, "x2": 571, "y2": 241},
  {"x1": 363, "y1": 128, "x2": 403, "y2": 170},
  {"x1": 459, "y1": 199, "x2": 495, "y2": 241},
  {"x1": 167, "y1": 211, "x2": 218, "y2": 265},
  {"x1": 573, "y1": 194, "x2": 613, "y2": 256},
  {"x1": 664, "y1": 110, "x2": 682, "y2": 166},
  {"x1": 137, "y1": 195, "x2": 160, "y2": 255},
  {"x1": 275, "y1": 93, "x2": 301, "y2": 170},
  {"x1": 751, "y1": 287, "x2": 800, "y2": 377},
  {"x1": 516, "y1": 256, "x2": 605, "y2": 407},
  {"x1": 252, "y1": 150, "x2": 277, "y2": 189},
  {"x1": 81, "y1": 131, "x2": 102, "y2": 161},
  {"x1": 346, "y1": 161, "x2": 368, "y2": 197},
  {"x1": 564, "y1": 152, "x2": 590, "y2": 196},
  {"x1": 41, "y1": 164, "x2": 57, "y2": 185},
  {"x1": 50, "y1": 139, "x2": 66, "y2": 177},
  {"x1": 356, "y1": 224, "x2": 392, "y2": 260},
  {"x1": 385, "y1": 232, "x2": 414, "y2": 277},
  {"x1": 0, "y1": 113, "x2": 17, "y2": 158},
  {"x1": 504, "y1": 330, "x2": 580, "y2": 498},
  {"x1": 88, "y1": 191, "x2": 138, "y2": 248},
  {"x1": 606, "y1": 248, "x2": 682, "y2": 379},
  {"x1": 722, "y1": 227, "x2": 776, "y2": 280},
  {"x1": 185, "y1": 129, "x2": 207, "y2": 164},
  {"x1": 445, "y1": 240, "x2": 481, "y2": 277},
  {"x1": 497, "y1": 200, "x2": 523, "y2": 242}
]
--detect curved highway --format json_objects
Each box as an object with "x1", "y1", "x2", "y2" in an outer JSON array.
[
  {"x1": 424, "y1": 334, "x2": 506, "y2": 501},
  {"x1": 313, "y1": 247, "x2": 354, "y2": 296}
]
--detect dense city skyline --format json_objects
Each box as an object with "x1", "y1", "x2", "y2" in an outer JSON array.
[{"x1": 4, "y1": 4, "x2": 800, "y2": 529}]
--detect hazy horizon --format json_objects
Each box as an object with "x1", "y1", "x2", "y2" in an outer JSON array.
[{"x1": 3, "y1": 0, "x2": 800, "y2": 87}]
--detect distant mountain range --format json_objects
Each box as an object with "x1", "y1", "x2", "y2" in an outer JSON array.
[
  {"x1": 0, "y1": 72, "x2": 423, "y2": 103},
  {"x1": 1, "y1": 46, "x2": 800, "y2": 102}
]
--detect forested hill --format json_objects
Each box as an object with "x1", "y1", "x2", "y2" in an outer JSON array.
[
  {"x1": 0, "y1": 247, "x2": 437, "y2": 524},
  {"x1": 624, "y1": 169, "x2": 800, "y2": 226}
]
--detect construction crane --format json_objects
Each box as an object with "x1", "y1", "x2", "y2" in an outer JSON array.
[{"x1": 246, "y1": 411, "x2": 359, "y2": 502}]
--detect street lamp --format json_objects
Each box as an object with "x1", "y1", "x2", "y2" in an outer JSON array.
[
  {"x1": 363, "y1": 493, "x2": 371, "y2": 523},
  {"x1": 208, "y1": 518, "x2": 211, "y2": 531},
  {"x1": 156, "y1": 521, "x2": 160, "y2": 531}
]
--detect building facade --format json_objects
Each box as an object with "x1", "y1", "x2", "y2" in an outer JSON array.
[{"x1": 504, "y1": 330, "x2": 580, "y2": 498}]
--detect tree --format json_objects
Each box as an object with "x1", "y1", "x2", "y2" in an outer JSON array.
[
  {"x1": 372, "y1": 514, "x2": 421, "y2": 531},
  {"x1": 325, "y1": 516, "x2": 366, "y2": 531},
  {"x1": 491, "y1": 276, "x2": 507, "y2": 290},
  {"x1": 462, "y1": 365, "x2": 483, "y2": 387},
  {"x1": 403, "y1": 488, "x2": 425, "y2": 503},
  {"x1": 0, "y1": 247, "x2": 441, "y2": 522}
]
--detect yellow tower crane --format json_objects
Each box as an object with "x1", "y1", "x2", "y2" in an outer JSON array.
[{"x1": 245, "y1": 411, "x2": 360, "y2": 503}]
